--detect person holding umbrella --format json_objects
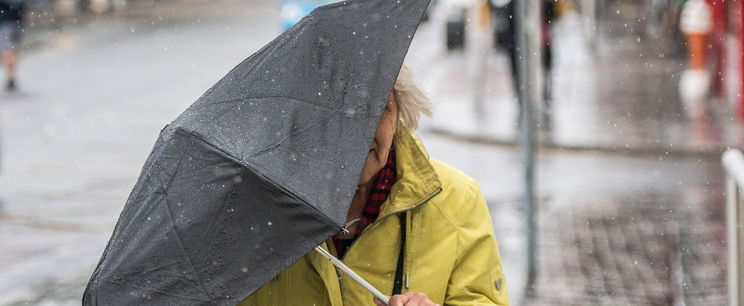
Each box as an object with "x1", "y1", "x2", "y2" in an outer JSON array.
[
  {"x1": 83, "y1": 0, "x2": 507, "y2": 305},
  {"x1": 240, "y1": 66, "x2": 509, "y2": 305}
]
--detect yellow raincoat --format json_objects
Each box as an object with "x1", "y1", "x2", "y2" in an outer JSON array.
[{"x1": 240, "y1": 130, "x2": 509, "y2": 305}]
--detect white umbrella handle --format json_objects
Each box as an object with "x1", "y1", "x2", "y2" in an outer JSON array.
[{"x1": 314, "y1": 246, "x2": 390, "y2": 305}]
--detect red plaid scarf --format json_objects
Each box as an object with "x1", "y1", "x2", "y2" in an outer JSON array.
[{"x1": 333, "y1": 148, "x2": 397, "y2": 258}]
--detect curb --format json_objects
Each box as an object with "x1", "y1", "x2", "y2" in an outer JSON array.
[
  {"x1": 21, "y1": 0, "x2": 225, "y2": 51},
  {"x1": 428, "y1": 127, "x2": 728, "y2": 160}
]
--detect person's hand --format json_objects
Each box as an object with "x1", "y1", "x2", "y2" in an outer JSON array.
[{"x1": 374, "y1": 292, "x2": 440, "y2": 306}]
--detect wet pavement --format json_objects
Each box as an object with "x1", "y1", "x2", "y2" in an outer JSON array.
[
  {"x1": 425, "y1": 137, "x2": 727, "y2": 306},
  {"x1": 408, "y1": 2, "x2": 730, "y2": 305},
  {"x1": 0, "y1": 0, "x2": 732, "y2": 305},
  {"x1": 417, "y1": 3, "x2": 744, "y2": 158},
  {"x1": 0, "y1": 1, "x2": 279, "y2": 304}
]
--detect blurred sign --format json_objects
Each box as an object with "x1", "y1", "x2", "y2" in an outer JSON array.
[{"x1": 278, "y1": 0, "x2": 335, "y2": 30}]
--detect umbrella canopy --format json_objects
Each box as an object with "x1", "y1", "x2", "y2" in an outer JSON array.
[{"x1": 83, "y1": 0, "x2": 430, "y2": 304}]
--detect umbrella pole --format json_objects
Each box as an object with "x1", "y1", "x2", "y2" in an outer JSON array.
[{"x1": 314, "y1": 246, "x2": 390, "y2": 305}]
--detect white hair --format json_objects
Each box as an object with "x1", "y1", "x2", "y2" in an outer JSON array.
[{"x1": 393, "y1": 65, "x2": 432, "y2": 131}]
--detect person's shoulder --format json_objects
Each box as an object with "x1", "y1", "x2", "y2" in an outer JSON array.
[
  {"x1": 428, "y1": 159, "x2": 490, "y2": 227},
  {"x1": 431, "y1": 159, "x2": 482, "y2": 219},
  {"x1": 429, "y1": 159, "x2": 481, "y2": 201}
]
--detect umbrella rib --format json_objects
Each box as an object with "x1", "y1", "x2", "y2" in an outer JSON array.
[
  {"x1": 133, "y1": 261, "x2": 182, "y2": 275},
  {"x1": 159, "y1": 144, "x2": 231, "y2": 241},
  {"x1": 266, "y1": 95, "x2": 337, "y2": 111},
  {"x1": 191, "y1": 95, "x2": 337, "y2": 113},
  {"x1": 246, "y1": 161, "x2": 342, "y2": 229},
  {"x1": 176, "y1": 128, "x2": 342, "y2": 229},
  {"x1": 188, "y1": 97, "x2": 244, "y2": 113},
  {"x1": 199, "y1": 181, "x2": 232, "y2": 241},
  {"x1": 191, "y1": 96, "x2": 334, "y2": 163},
  {"x1": 116, "y1": 144, "x2": 178, "y2": 241},
  {"x1": 104, "y1": 277, "x2": 212, "y2": 302},
  {"x1": 247, "y1": 116, "x2": 326, "y2": 159},
  {"x1": 161, "y1": 193, "x2": 214, "y2": 301}
]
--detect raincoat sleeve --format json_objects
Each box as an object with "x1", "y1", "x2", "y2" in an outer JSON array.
[{"x1": 444, "y1": 183, "x2": 509, "y2": 305}]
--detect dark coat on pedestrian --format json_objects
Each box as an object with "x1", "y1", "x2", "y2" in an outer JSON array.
[{"x1": 0, "y1": 0, "x2": 24, "y2": 24}]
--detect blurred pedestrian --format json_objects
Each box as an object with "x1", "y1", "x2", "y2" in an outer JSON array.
[
  {"x1": 0, "y1": 0, "x2": 24, "y2": 92},
  {"x1": 678, "y1": 0, "x2": 713, "y2": 117},
  {"x1": 492, "y1": 0, "x2": 556, "y2": 127}
]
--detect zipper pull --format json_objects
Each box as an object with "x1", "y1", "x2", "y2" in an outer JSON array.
[{"x1": 337, "y1": 268, "x2": 345, "y2": 296}]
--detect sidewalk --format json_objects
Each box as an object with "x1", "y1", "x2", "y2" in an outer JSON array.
[
  {"x1": 407, "y1": 3, "x2": 729, "y2": 305},
  {"x1": 412, "y1": 6, "x2": 744, "y2": 159}
]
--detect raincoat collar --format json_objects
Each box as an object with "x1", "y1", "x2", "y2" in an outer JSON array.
[{"x1": 376, "y1": 129, "x2": 442, "y2": 220}]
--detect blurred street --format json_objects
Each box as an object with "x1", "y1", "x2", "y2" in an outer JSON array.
[
  {"x1": 0, "y1": 0, "x2": 732, "y2": 305},
  {"x1": 418, "y1": 3, "x2": 744, "y2": 157},
  {"x1": 0, "y1": 1, "x2": 280, "y2": 304},
  {"x1": 408, "y1": 2, "x2": 728, "y2": 304}
]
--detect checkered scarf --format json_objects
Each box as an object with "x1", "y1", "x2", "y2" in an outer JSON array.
[{"x1": 333, "y1": 147, "x2": 397, "y2": 258}]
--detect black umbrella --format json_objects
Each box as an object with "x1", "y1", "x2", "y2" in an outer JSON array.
[{"x1": 83, "y1": 0, "x2": 430, "y2": 304}]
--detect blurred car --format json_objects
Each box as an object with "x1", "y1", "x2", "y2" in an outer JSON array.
[{"x1": 278, "y1": 0, "x2": 335, "y2": 31}]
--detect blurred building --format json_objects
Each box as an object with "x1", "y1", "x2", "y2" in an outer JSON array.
[{"x1": 721, "y1": 0, "x2": 744, "y2": 119}]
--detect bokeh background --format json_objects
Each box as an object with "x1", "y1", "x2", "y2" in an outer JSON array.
[{"x1": 0, "y1": 0, "x2": 741, "y2": 305}]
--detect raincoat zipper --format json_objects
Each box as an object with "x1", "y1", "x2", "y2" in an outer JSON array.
[{"x1": 334, "y1": 187, "x2": 443, "y2": 299}]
